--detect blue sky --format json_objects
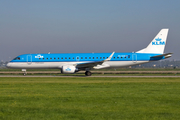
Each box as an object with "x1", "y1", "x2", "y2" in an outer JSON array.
[{"x1": 1, "y1": 0, "x2": 180, "y2": 61}]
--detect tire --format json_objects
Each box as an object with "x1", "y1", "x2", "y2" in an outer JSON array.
[{"x1": 85, "y1": 71, "x2": 92, "y2": 76}]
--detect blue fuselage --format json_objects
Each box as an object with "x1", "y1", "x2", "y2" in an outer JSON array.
[{"x1": 10, "y1": 53, "x2": 163, "y2": 63}]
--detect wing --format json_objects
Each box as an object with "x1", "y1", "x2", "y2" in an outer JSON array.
[{"x1": 76, "y1": 52, "x2": 115, "y2": 69}]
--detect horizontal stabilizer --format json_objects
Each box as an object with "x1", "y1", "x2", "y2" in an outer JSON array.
[{"x1": 151, "y1": 53, "x2": 173, "y2": 58}]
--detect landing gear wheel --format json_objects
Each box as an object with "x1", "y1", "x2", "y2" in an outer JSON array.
[
  {"x1": 85, "y1": 71, "x2": 92, "y2": 76},
  {"x1": 22, "y1": 69, "x2": 27, "y2": 76}
]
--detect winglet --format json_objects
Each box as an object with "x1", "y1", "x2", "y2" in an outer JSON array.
[{"x1": 104, "y1": 51, "x2": 115, "y2": 62}]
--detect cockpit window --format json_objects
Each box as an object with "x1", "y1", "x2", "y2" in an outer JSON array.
[{"x1": 13, "y1": 57, "x2": 20, "y2": 60}]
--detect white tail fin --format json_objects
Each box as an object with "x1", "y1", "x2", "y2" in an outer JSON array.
[{"x1": 136, "y1": 29, "x2": 169, "y2": 54}]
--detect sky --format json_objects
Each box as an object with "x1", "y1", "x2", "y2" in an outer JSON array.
[{"x1": 1, "y1": 0, "x2": 180, "y2": 61}]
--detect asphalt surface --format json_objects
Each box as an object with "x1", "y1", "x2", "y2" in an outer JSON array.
[
  {"x1": 1, "y1": 71, "x2": 180, "y2": 74},
  {"x1": 1, "y1": 75, "x2": 180, "y2": 78}
]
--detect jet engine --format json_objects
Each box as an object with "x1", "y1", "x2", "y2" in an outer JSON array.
[{"x1": 61, "y1": 65, "x2": 78, "y2": 74}]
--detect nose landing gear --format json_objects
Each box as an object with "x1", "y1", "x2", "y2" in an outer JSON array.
[{"x1": 22, "y1": 69, "x2": 27, "y2": 76}]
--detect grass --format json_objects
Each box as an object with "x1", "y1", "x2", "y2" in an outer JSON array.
[{"x1": 0, "y1": 77, "x2": 180, "y2": 120}]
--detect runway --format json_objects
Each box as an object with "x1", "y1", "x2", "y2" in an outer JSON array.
[{"x1": 1, "y1": 75, "x2": 180, "y2": 78}]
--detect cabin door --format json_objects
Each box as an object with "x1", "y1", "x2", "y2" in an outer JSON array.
[
  {"x1": 27, "y1": 55, "x2": 32, "y2": 64},
  {"x1": 132, "y1": 54, "x2": 137, "y2": 63}
]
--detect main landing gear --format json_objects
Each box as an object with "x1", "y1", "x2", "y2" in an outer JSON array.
[{"x1": 85, "y1": 71, "x2": 92, "y2": 76}]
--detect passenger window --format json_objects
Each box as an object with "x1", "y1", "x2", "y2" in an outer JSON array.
[
  {"x1": 103, "y1": 57, "x2": 105, "y2": 59},
  {"x1": 69, "y1": 57, "x2": 71, "y2": 59},
  {"x1": 81, "y1": 57, "x2": 83, "y2": 59},
  {"x1": 93, "y1": 57, "x2": 94, "y2": 59},
  {"x1": 85, "y1": 57, "x2": 87, "y2": 59},
  {"x1": 54, "y1": 58, "x2": 56, "y2": 59},
  {"x1": 50, "y1": 58, "x2": 52, "y2": 59},
  {"x1": 96, "y1": 57, "x2": 98, "y2": 59},
  {"x1": 47, "y1": 58, "x2": 48, "y2": 59},
  {"x1": 89, "y1": 57, "x2": 91, "y2": 59},
  {"x1": 100, "y1": 57, "x2": 102, "y2": 59}
]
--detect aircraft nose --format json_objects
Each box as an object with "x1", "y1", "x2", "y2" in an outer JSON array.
[{"x1": 6, "y1": 63, "x2": 11, "y2": 68}]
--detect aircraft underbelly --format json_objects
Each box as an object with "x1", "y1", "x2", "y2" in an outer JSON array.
[
  {"x1": 8, "y1": 61, "x2": 149, "y2": 69},
  {"x1": 7, "y1": 62, "x2": 85, "y2": 69},
  {"x1": 107, "y1": 61, "x2": 149, "y2": 67}
]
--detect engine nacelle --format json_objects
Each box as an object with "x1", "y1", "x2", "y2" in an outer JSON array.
[{"x1": 61, "y1": 65, "x2": 78, "y2": 74}]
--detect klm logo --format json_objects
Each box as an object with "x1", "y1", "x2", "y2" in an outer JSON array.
[
  {"x1": 66, "y1": 68, "x2": 71, "y2": 71},
  {"x1": 35, "y1": 55, "x2": 44, "y2": 58},
  {"x1": 152, "y1": 38, "x2": 165, "y2": 45}
]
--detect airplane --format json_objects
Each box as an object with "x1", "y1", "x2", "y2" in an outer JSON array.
[{"x1": 6, "y1": 29, "x2": 172, "y2": 76}]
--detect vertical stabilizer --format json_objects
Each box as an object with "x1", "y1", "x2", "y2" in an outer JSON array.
[{"x1": 136, "y1": 29, "x2": 169, "y2": 54}]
